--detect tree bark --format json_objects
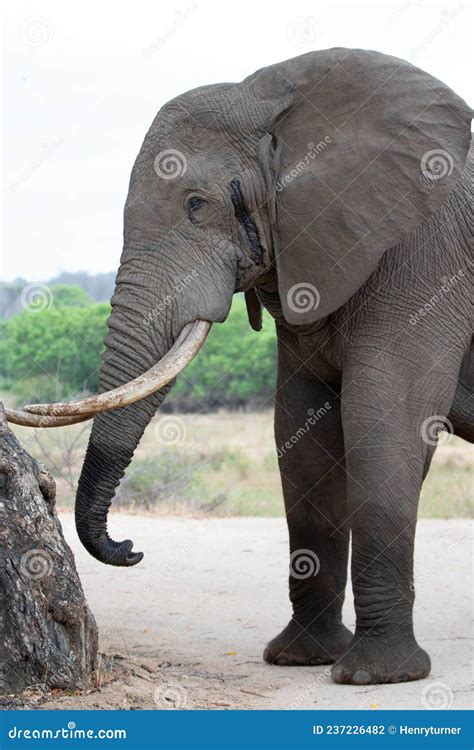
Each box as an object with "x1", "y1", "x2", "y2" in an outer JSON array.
[{"x1": 0, "y1": 404, "x2": 98, "y2": 694}]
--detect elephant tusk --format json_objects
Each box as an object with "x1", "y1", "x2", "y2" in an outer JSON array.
[
  {"x1": 4, "y1": 407, "x2": 92, "y2": 427},
  {"x1": 23, "y1": 319, "x2": 211, "y2": 418}
]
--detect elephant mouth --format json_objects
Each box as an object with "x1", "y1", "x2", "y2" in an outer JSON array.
[{"x1": 5, "y1": 319, "x2": 211, "y2": 427}]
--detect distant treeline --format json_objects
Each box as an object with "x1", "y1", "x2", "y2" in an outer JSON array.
[
  {"x1": 0, "y1": 283, "x2": 277, "y2": 411},
  {"x1": 0, "y1": 271, "x2": 115, "y2": 320}
]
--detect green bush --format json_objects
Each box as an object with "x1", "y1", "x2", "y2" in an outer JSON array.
[
  {"x1": 115, "y1": 450, "x2": 223, "y2": 512},
  {"x1": 4, "y1": 303, "x2": 109, "y2": 398},
  {"x1": 115, "y1": 451, "x2": 197, "y2": 509},
  {"x1": 173, "y1": 296, "x2": 277, "y2": 408},
  {"x1": 2, "y1": 287, "x2": 277, "y2": 409}
]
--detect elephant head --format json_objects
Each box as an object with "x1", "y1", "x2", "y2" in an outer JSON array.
[{"x1": 11, "y1": 49, "x2": 470, "y2": 566}]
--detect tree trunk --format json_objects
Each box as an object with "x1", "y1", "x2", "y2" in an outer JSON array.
[{"x1": 0, "y1": 404, "x2": 98, "y2": 694}]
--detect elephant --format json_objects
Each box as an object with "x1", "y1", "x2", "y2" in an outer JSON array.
[{"x1": 9, "y1": 48, "x2": 473, "y2": 686}]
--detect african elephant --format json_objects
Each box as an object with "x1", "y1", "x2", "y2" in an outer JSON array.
[{"x1": 10, "y1": 48, "x2": 473, "y2": 686}]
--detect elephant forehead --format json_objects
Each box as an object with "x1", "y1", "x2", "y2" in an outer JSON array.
[
  {"x1": 133, "y1": 137, "x2": 243, "y2": 195},
  {"x1": 186, "y1": 149, "x2": 243, "y2": 180},
  {"x1": 160, "y1": 83, "x2": 248, "y2": 128}
]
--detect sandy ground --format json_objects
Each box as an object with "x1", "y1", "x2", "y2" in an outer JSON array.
[{"x1": 32, "y1": 515, "x2": 473, "y2": 710}]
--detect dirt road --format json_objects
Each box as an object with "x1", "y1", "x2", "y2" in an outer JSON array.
[{"x1": 42, "y1": 515, "x2": 472, "y2": 710}]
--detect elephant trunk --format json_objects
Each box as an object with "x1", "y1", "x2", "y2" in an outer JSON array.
[
  {"x1": 75, "y1": 404, "x2": 162, "y2": 566},
  {"x1": 15, "y1": 238, "x2": 229, "y2": 565},
  {"x1": 75, "y1": 284, "x2": 173, "y2": 567}
]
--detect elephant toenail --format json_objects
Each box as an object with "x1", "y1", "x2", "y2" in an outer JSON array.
[
  {"x1": 352, "y1": 669, "x2": 372, "y2": 685},
  {"x1": 331, "y1": 665, "x2": 345, "y2": 683}
]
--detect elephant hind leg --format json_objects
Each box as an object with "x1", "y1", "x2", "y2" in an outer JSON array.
[{"x1": 448, "y1": 339, "x2": 473, "y2": 443}]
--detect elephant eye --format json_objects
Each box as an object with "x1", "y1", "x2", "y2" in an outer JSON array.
[{"x1": 187, "y1": 195, "x2": 205, "y2": 223}]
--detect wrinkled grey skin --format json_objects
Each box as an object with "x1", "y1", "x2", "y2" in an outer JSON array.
[{"x1": 76, "y1": 49, "x2": 473, "y2": 685}]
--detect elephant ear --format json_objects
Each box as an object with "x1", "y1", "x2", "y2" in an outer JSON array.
[{"x1": 244, "y1": 49, "x2": 472, "y2": 324}]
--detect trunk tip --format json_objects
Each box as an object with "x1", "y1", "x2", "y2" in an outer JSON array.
[
  {"x1": 123, "y1": 547, "x2": 144, "y2": 566},
  {"x1": 103, "y1": 538, "x2": 144, "y2": 567},
  {"x1": 77, "y1": 528, "x2": 144, "y2": 567}
]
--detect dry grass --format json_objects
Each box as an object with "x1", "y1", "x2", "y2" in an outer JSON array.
[{"x1": 9, "y1": 410, "x2": 472, "y2": 519}]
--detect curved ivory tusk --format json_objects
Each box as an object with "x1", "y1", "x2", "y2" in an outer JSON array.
[
  {"x1": 5, "y1": 407, "x2": 92, "y2": 428},
  {"x1": 24, "y1": 319, "x2": 211, "y2": 418}
]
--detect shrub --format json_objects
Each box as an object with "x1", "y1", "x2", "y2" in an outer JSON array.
[
  {"x1": 3, "y1": 288, "x2": 277, "y2": 410},
  {"x1": 4, "y1": 303, "x2": 109, "y2": 397}
]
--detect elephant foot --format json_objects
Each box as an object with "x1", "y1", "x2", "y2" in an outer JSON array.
[
  {"x1": 263, "y1": 618, "x2": 353, "y2": 666},
  {"x1": 331, "y1": 632, "x2": 431, "y2": 685}
]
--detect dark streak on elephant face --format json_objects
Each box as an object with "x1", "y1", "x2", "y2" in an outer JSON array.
[{"x1": 229, "y1": 179, "x2": 264, "y2": 266}]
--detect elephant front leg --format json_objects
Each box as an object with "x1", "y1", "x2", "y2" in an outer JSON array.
[
  {"x1": 264, "y1": 370, "x2": 352, "y2": 666},
  {"x1": 332, "y1": 370, "x2": 436, "y2": 685}
]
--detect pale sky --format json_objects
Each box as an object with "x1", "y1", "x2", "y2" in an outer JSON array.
[{"x1": 1, "y1": 0, "x2": 472, "y2": 281}]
